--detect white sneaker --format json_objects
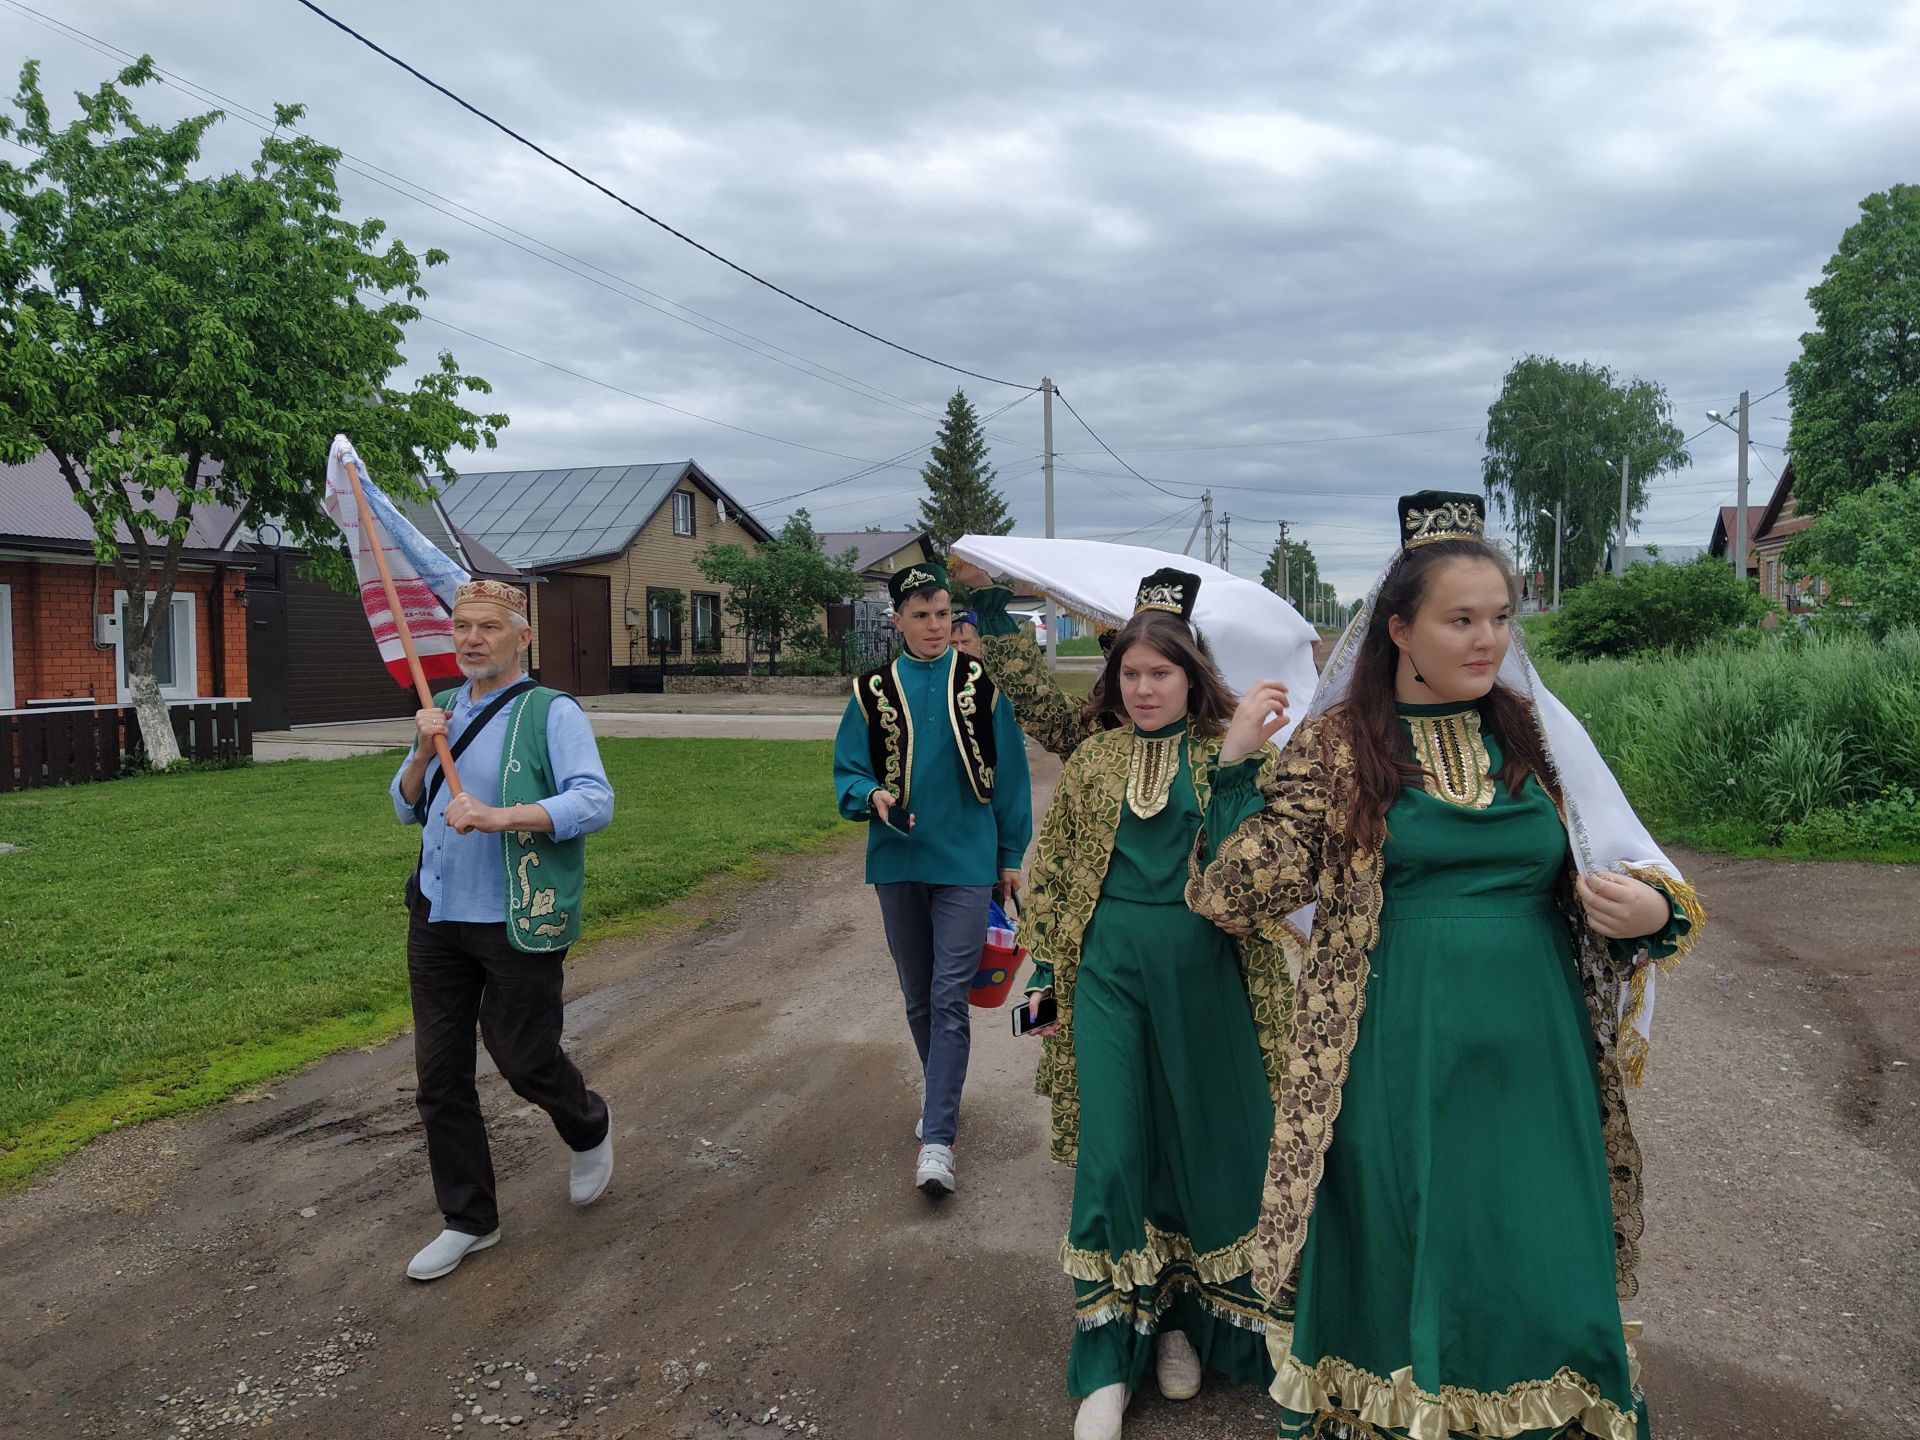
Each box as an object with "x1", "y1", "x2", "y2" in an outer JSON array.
[
  {"x1": 569, "y1": 1113, "x2": 614, "y2": 1207},
  {"x1": 914, "y1": 1143, "x2": 955, "y2": 1196},
  {"x1": 915, "y1": 1116, "x2": 923, "y2": 1141},
  {"x1": 1155, "y1": 1329, "x2": 1202, "y2": 1400},
  {"x1": 1073, "y1": 1382, "x2": 1129, "y2": 1440},
  {"x1": 406, "y1": 1227, "x2": 500, "y2": 1281}
]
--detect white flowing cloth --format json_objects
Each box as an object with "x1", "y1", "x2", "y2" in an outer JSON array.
[
  {"x1": 1311, "y1": 548, "x2": 1692, "y2": 1065},
  {"x1": 951, "y1": 533, "x2": 1322, "y2": 957},
  {"x1": 949, "y1": 535, "x2": 1321, "y2": 746}
]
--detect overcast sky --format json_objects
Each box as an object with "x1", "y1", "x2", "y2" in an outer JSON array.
[{"x1": 4, "y1": 0, "x2": 1914, "y2": 597}]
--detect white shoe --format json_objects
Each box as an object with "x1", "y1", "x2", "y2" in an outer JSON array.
[
  {"x1": 915, "y1": 1116, "x2": 923, "y2": 1141},
  {"x1": 569, "y1": 1114, "x2": 614, "y2": 1207},
  {"x1": 1155, "y1": 1329, "x2": 1202, "y2": 1401},
  {"x1": 914, "y1": 1143, "x2": 955, "y2": 1196},
  {"x1": 1073, "y1": 1382, "x2": 1129, "y2": 1440},
  {"x1": 406, "y1": 1227, "x2": 500, "y2": 1281}
]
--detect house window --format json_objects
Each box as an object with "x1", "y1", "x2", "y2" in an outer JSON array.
[
  {"x1": 646, "y1": 587, "x2": 683, "y2": 657},
  {"x1": 672, "y1": 490, "x2": 696, "y2": 537},
  {"x1": 0, "y1": 584, "x2": 13, "y2": 710},
  {"x1": 691, "y1": 591, "x2": 722, "y2": 653},
  {"x1": 114, "y1": 589, "x2": 197, "y2": 703}
]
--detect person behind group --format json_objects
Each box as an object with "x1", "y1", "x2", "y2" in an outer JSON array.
[
  {"x1": 949, "y1": 604, "x2": 984, "y2": 660},
  {"x1": 390, "y1": 579, "x2": 617, "y2": 1282},
  {"x1": 1189, "y1": 491, "x2": 1703, "y2": 1439},
  {"x1": 1015, "y1": 568, "x2": 1294, "y2": 1440},
  {"x1": 831, "y1": 561, "x2": 1033, "y2": 1197}
]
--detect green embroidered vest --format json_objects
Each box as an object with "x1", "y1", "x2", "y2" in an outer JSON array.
[
  {"x1": 853, "y1": 652, "x2": 999, "y2": 808},
  {"x1": 434, "y1": 685, "x2": 586, "y2": 954}
]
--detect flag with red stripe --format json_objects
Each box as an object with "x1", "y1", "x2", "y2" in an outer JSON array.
[{"x1": 321, "y1": 434, "x2": 468, "y2": 689}]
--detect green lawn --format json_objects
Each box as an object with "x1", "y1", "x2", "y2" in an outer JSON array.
[{"x1": 0, "y1": 738, "x2": 849, "y2": 1186}]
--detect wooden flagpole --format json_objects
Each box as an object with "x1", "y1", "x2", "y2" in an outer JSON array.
[{"x1": 344, "y1": 456, "x2": 463, "y2": 798}]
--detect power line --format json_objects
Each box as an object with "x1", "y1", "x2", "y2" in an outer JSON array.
[
  {"x1": 0, "y1": 1, "x2": 1054, "y2": 446},
  {"x1": 290, "y1": 0, "x2": 1036, "y2": 392},
  {"x1": 1051, "y1": 389, "x2": 1193, "y2": 499},
  {"x1": 1053, "y1": 423, "x2": 1483, "y2": 456}
]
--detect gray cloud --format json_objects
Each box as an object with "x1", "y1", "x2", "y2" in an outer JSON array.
[{"x1": 3, "y1": 0, "x2": 1911, "y2": 595}]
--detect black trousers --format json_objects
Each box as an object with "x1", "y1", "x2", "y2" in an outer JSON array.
[{"x1": 406, "y1": 899, "x2": 609, "y2": 1235}]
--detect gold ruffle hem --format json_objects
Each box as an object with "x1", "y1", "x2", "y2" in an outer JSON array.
[
  {"x1": 1268, "y1": 1321, "x2": 1644, "y2": 1440},
  {"x1": 1061, "y1": 1221, "x2": 1255, "y2": 1291}
]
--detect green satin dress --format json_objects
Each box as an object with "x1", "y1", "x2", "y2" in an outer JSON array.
[
  {"x1": 1212, "y1": 701, "x2": 1687, "y2": 1440},
  {"x1": 1051, "y1": 719, "x2": 1281, "y2": 1398}
]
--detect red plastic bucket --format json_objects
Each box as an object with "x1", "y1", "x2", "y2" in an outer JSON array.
[{"x1": 970, "y1": 941, "x2": 1026, "y2": 1008}]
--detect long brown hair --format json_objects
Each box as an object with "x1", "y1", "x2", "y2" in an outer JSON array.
[
  {"x1": 1081, "y1": 610, "x2": 1236, "y2": 739},
  {"x1": 1338, "y1": 538, "x2": 1559, "y2": 855}
]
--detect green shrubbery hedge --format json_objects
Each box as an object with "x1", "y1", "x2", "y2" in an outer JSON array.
[{"x1": 1533, "y1": 629, "x2": 1920, "y2": 858}]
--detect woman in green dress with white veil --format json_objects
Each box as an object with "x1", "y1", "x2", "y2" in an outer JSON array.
[{"x1": 1189, "y1": 492, "x2": 1702, "y2": 1440}]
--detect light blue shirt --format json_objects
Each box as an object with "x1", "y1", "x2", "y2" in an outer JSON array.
[{"x1": 391, "y1": 676, "x2": 616, "y2": 924}]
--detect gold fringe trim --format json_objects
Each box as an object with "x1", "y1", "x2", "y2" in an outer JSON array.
[
  {"x1": 1613, "y1": 865, "x2": 1706, "y2": 1088},
  {"x1": 1061, "y1": 1222, "x2": 1256, "y2": 1291},
  {"x1": 1074, "y1": 1272, "x2": 1276, "y2": 1336},
  {"x1": 1266, "y1": 1321, "x2": 1642, "y2": 1440}
]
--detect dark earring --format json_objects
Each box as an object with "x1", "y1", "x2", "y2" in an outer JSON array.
[{"x1": 1414, "y1": 668, "x2": 1426, "y2": 684}]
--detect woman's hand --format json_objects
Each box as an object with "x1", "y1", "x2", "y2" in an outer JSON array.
[
  {"x1": 1025, "y1": 988, "x2": 1058, "y2": 1038},
  {"x1": 1576, "y1": 871, "x2": 1671, "y2": 941},
  {"x1": 1218, "y1": 680, "x2": 1292, "y2": 765},
  {"x1": 949, "y1": 558, "x2": 993, "y2": 590}
]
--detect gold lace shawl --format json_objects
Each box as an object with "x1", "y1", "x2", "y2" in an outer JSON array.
[
  {"x1": 1183, "y1": 711, "x2": 1702, "y2": 1307},
  {"x1": 1020, "y1": 724, "x2": 1298, "y2": 1166}
]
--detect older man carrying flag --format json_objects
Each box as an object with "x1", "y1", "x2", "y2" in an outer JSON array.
[{"x1": 324, "y1": 437, "x2": 616, "y2": 1283}]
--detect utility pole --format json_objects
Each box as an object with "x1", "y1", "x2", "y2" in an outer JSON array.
[
  {"x1": 1277, "y1": 521, "x2": 1291, "y2": 606},
  {"x1": 1734, "y1": 389, "x2": 1750, "y2": 586},
  {"x1": 1042, "y1": 376, "x2": 1056, "y2": 667},
  {"x1": 1552, "y1": 496, "x2": 1564, "y2": 611},
  {"x1": 1615, "y1": 454, "x2": 1630, "y2": 577},
  {"x1": 1184, "y1": 490, "x2": 1212, "y2": 560},
  {"x1": 1220, "y1": 514, "x2": 1231, "y2": 571}
]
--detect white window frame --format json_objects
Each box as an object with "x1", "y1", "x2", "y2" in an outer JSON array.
[
  {"x1": 113, "y1": 588, "x2": 198, "y2": 704},
  {"x1": 672, "y1": 490, "x2": 696, "y2": 536},
  {"x1": 0, "y1": 584, "x2": 14, "y2": 709}
]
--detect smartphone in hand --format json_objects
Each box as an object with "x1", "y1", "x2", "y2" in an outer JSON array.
[
  {"x1": 1011, "y1": 992, "x2": 1057, "y2": 1036},
  {"x1": 875, "y1": 805, "x2": 914, "y2": 837}
]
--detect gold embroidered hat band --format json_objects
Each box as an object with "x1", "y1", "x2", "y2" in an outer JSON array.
[
  {"x1": 889, "y1": 560, "x2": 950, "y2": 607},
  {"x1": 1398, "y1": 490, "x2": 1487, "y2": 550},
  {"x1": 1133, "y1": 567, "x2": 1201, "y2": 621},
  {"x1": 454, "y1": 578, "x2": 529, "y2": 616}
]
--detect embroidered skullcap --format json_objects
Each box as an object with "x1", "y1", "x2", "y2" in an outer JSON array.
[
  {"x1": 454, "y1": 578, "x2": 529, "y2": 616},
  {"x1": 889, "y1": 560, "x2": 950, "y2": 608},
  {"x1": 1133, "y1": 567, "x2": 1201, "y2": 622},
  {"x1": 1398, "y1": 491, "x2": 1487, "y2": 550}
]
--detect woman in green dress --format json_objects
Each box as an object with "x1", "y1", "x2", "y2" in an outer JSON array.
[
  {"x1": 1013, "y1": 568, "x2": 1296, "y2": 1440},
  {"x1": 1188, "y1": 492, "x2": 1703, "y2": 1440}
]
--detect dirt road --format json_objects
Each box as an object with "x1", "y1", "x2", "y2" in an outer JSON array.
[{"x1": 3, "y1": 752, "x2": 1915, "y2": 1438}]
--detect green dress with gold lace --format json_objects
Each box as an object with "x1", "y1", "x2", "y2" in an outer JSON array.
[
  {"x1": 1208, "y1": 700, "x2": 1690, "y2": 1440},
  {"x1": 1048, "y1": 717, "x2": 1280, "y2": 1397}
]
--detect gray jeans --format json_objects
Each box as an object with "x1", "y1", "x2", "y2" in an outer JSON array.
[{"x1": 874, "y1": 882, "x2": 993, "y2": 1148}]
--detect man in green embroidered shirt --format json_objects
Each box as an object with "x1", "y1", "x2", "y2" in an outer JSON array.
[{"x1": 833, "y1": 561, "x2": 1033, "y2": 1197}]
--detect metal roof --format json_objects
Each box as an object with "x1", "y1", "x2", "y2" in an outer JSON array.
[
  {"x1": 815, "y1": 529, "x2": 932, "y2": 575},
  {"x1": 0, "y1": 449, "x2": 247, "y2": 554},
  {"x1": 438, "y1": 461, "x2": 771, "y2": 570}
]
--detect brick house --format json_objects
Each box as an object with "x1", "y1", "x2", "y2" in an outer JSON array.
[
  {"x1": 0, "y1": 451, "x2": 252, "y2": 712},
  {"x1": 438, "y1": 461, "x2": 773, "y2": 694}
]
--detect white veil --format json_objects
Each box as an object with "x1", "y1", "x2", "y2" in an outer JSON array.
[{"x1": 1314, "y1": 543, "x2": 1694, "y2": 1074}]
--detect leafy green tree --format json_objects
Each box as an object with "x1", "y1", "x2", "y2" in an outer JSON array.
[
  {"x1": 1482, "y1": 356, "x2": 1690, "y2": 590},
  {"x1": 696, "y1": 509, "x2": 863, "y2": 676},
  {"x1": 0, "y1": 59, "x2": 504, "y2": 766},
  {"x1": 1258, "y1": 536, "x2": 1338, "y2": 618},
  {"x1": 1541, "y1": 555, "x2": 1770, "y2": 661},
  {"x1": 1786, "y1": 475, "x2": 1920, "y2": 636},
  {"x1": 916, "y1": 389, "x2": 1011, "y2": 554},
  {"x1": 1786, "y1": 184, "x2": 1920, "y2": 514}
]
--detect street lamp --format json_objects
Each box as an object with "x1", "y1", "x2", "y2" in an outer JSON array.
[
  {"x1": 1537, "y1": 505, "x2": 1562, "y2": 611},
  {"x1": 1706, "y1": 391, "x2": 1751, "y2": 583}
]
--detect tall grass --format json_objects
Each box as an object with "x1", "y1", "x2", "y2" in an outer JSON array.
[{"x1": 1531, "y1": 629, "x2": 1920, "y2": 858}]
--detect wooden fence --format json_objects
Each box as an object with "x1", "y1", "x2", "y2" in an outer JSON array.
[{"x1": 0, "y1": 700, "x2": 252, "y2": 792}]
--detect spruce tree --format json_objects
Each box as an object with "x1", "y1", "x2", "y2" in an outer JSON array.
[{"x1": 916, "y1": 389, "x2": 1012, "y2": 553}]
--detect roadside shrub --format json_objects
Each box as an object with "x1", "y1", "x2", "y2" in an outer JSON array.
[
  {"x1": 1534, "y1": 628, "x2": 1920, "y2": 852},
  {"x1": 1541, "y1": 556, "x2": 1770, "y2": 661}
]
